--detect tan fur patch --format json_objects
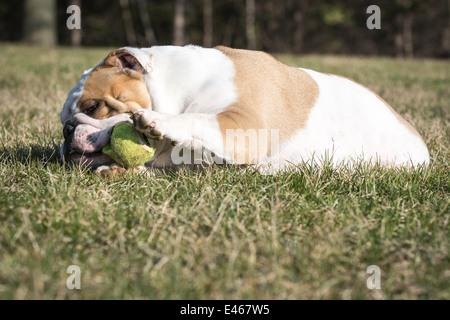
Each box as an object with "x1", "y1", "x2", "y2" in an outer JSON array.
[
  {"x1": 215, "y1": 46, "x2": 319, "y2": 163},
  {"x1": 78, "y1": 60, "x2": 151, "y2": 120},
  {"x1": 325, "y1": 73, "x2": 424, "y2": 142}
]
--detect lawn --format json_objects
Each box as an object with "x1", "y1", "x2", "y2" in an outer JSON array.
[{"x1": 0, "y1": 44, "x2": 448, "y2": 299}]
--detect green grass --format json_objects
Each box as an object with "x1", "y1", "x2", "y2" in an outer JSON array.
[{"x1": 0, "y1": 44, "x2": 448, "y2": 299}]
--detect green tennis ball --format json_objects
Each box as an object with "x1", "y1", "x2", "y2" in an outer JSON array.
[{"x1": 102, "y1": 122, "x2": 155, "y2": 168}]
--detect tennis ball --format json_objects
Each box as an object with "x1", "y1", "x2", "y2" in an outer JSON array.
[{"x1": 102, "y1": 122, "x2": 155, "y2": 168}]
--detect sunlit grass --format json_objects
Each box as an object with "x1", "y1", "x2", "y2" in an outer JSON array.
[{"x1": 0, "y1": 44, "x2": 448, "y2": 299}]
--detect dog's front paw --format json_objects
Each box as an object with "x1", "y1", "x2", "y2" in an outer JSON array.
[{"x1": 132, "y1": 109, "x2": 165, "y2": 140}]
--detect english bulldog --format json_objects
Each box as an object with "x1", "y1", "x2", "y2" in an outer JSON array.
[{"x1": 60, "y1": 45, "x2": 429, "y2": 173}]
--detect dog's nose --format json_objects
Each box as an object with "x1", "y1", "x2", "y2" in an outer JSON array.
[{"x1": 63, "y1": 119, "x2": 78, "y2": 141}]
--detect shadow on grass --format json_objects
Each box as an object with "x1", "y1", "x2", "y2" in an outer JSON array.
[{"x1": 0, "y1": 143, "x2": 61, "y2": 167}]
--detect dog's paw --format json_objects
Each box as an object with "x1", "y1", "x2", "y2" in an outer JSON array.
[{"x1": 132, "y1": 109, "x2": 166, "y2": 140}]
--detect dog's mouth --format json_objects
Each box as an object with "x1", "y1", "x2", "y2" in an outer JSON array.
[
  {"x1": 62, "y1": 147, "x2": 114, "y2": 168},
  {"x1": 61, "y1": 115, "x2": 125, "y2": 168}
]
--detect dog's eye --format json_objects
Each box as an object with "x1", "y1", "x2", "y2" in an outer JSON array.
[{"x1": 84, "y1": 103, "x2": 99, "y2": 115}]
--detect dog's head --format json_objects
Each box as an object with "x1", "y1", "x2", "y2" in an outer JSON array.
[{"x1": 60, "y1": 48, "x2": 153, "y2": 168}]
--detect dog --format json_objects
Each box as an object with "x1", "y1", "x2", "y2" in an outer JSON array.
[{"x1": 60, "y1": 45, "x2": 429, "y2": 173}]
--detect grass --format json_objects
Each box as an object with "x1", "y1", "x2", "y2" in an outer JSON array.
[{"x1": 0, "y1": 44, "x2": 448, "y2": 300}]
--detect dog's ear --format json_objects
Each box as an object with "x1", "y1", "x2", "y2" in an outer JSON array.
[{"x1": 103, "y1": 49, "x2": 152, "y2": 73}]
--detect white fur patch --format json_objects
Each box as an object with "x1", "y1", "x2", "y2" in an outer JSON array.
[
  {"x1": 134, "y1": 109, "x2": 232, "y2": 165},
  {"x1": 137, "y1": 45, "x2": 238, "y2": 115},
  {"x1": 265, "y1": 69, "x2": 430, "y2": 168},
  {"x1": 60, "y1": 67, "x2": 94, "y2": 124}
]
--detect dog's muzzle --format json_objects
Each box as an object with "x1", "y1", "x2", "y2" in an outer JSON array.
[
  {"x1": 61, "y1": 113, "x2": 135, "y2": 168},
  {"x1": 61, "y1": 117, "x2": 122, "y2": 168}
]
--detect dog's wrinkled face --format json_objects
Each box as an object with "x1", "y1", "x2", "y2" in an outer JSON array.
[
  {"x1": 60, "y1": 49, "x2": 152, "y2": 168},
  {"x1": 78, "y1": 56, "x2": 151, "y2": 119}
]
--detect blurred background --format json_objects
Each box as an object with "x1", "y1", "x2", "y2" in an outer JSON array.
[{"x1": 0, "y1": 0, "x2": 449, "y2": 58}]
